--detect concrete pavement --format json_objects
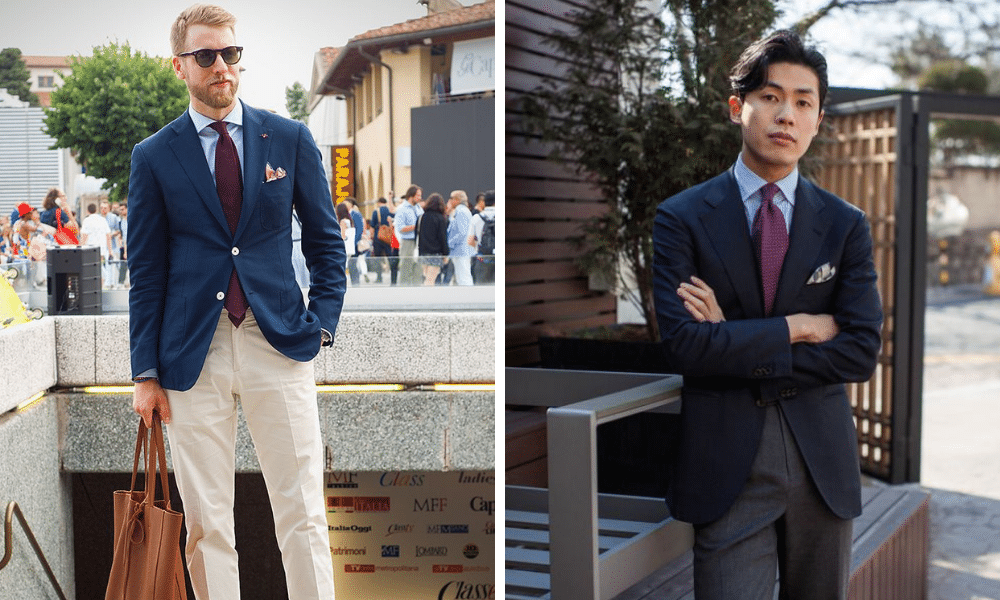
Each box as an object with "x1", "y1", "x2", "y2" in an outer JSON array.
[{"x1": 922, "y1": 285, "x2": 1000, "y2": 599}]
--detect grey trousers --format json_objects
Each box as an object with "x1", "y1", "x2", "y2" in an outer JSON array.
[{"x1": 693, "y1": 405, "x2": 853, "y2": 600}]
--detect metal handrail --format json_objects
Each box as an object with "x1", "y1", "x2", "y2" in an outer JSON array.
[{"x1": 0, "y1": 501, "x2": 69, "y2": 600}]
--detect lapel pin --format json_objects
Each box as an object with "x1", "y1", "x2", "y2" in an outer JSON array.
[{"x1": 261, "y1": 133, "x2": 268, "y2": 138}]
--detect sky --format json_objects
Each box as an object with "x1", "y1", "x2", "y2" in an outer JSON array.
[
  {"x1": 1, "y1": 0, "x2": 434, "y2": 117},
  {"x1": 774, "y1": 0, "x2": 993, "y2": 91}
]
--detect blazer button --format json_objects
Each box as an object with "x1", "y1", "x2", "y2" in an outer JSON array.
[
  {"x1": 216, "y1": 292, "x2": 225, "y2": 301},
  {"x1": 231, "y1": 247, "x2": 240, "y2": 256},
  {"x1": 780, "y1": 387, "x2": 798, "y2": 398},
  {"x1": 755, "y1": 399, "x2": 766, "y2": 407}
]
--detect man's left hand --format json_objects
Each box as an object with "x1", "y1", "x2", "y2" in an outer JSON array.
[{"x1": 678, "y1": 276, "x2": 726, "y2": 323}]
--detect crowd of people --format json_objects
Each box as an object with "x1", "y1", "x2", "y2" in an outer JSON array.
[
  {"x1": 4, "y1": 183, "x2": 494, "y2": 290},
  {"x1": 335, "y1": 184, "x2": 496, "y2": 287},
  {"x1": 1, "y1": 188, "x2": 129, "y2": 287}
]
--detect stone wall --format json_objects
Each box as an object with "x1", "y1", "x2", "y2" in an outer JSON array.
[{"x1": 0, "y1": 312, "x2": 494, "y2": 597}]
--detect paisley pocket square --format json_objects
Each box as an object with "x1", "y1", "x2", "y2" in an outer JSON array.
[
  {"x1": 807, "y1": 262, "x2": 836, "y2": 285},
  {"x1": 264, "y1": 163, "x2": 287, "y2": 182}
]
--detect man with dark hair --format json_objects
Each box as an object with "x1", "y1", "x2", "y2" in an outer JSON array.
[
  {"x1": 652, "y1": 30, "x2": 882, "y2": 599},
  {"x1": 369, "y1": 197, "x2": 397, "y2": 285},
  {"x1": 467, "y1": 190, "x2": 495, "y2": 284},
  {"x1": 394, "y1": 184, "x2": 424, "y2": 285}
]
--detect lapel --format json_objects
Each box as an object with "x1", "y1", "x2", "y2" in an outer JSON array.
[
  {"x1": 698, "y1": 170, "x2": 765, "y2": 318},
  {"x1": 167, "y1": 113, "x2": 231, "y2": 236},
  {"x1": 238, "y1": 101, "x2": 273, "y2": 240},
  {"x1": 772, "y1": 177, "x2": 830, "y2": 316}
]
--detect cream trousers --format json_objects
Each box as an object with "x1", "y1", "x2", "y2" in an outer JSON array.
[{"x1": 165, "y1": 309, "x2": 334, "y2": 600}]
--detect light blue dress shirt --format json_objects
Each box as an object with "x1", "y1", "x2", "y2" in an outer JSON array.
[{"x1": 733, "y1": 153, "x2": 797, "y2": 234}]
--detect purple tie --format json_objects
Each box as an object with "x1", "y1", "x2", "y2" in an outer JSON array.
[
  {"x1": 209, "y1": 121, "x2": 248, "y2": 327},
  {"x1": 752, "y1": 183, "x2": 788, "y2": 316}
]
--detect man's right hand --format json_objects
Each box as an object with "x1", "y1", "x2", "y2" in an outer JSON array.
[
  {"x1": 786, "y1": 314, "x2": 839, "y2": 344},
  {"x1": 133, "y1": 379, "x2": 171, "y2": 427}
]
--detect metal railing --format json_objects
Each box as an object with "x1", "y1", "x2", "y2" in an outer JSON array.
[
  {"x1": 1, "y1": 501, "x2": 69, "y2": 600},
  {"x1": 505, "y1": 369, "x2": 694, "y2": 600},
  {"x1": 546, "y1": 375, "x2": 692, "y2": 600}
]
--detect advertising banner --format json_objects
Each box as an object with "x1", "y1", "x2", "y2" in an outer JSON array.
[
  {"x1": 326, "y1": 470, "x2": 495, "y2": 599},
  {"x1": 450, "y1": 38, "x2": 495, "y2": 96},
  {"x1": 331, "y1": 145, "x2": 355, "y2": 203}
]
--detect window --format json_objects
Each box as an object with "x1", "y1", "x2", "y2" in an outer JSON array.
[
  {"x1": 373, "y1": 64, "x2": 383, "y2": 117},
  {"x1": 364, "y1": 73, "x2": 373, "y2": 125},
  {"x1": 38, "y1": 75, "x2": 55, "y2": 88}
]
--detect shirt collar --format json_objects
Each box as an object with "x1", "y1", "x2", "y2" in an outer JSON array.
[
  {"x1": 188, "y1": 100, "x2": 243, "y2": 133},
  {"x1": 734, "y1": 152, "x2": 798, "y2": 205}
]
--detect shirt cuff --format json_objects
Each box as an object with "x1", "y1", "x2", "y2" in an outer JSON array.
[{"x1": 133, "y1": 368, "x2": 158, "y2": 382}]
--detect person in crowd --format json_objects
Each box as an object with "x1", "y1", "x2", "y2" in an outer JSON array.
[
  {"x1": 417, "y1": 193, "x2": 449, "y2": 286},
  {"x1": 369, "y1": 197, "x2": 396, "y2": 285},
  {"x1": 116, "y1": 204, "x2": 129, "y2": 285},
  {"x1": 9, "y1": 204, "x2": 55, "y2": 263},
  {"x1": 337, "y1": 200, "x2": 356, "y2": 270},
  {"x1": 39, "y1": 188, "x2": 79, "y2": 234},
  {"x1": 0, "y1": 222, "x2": 14, "y2": 262},
  {"x1": 394, "y1": 185, "x2": 424, "y2": 286},
  {"x1": 342, "y1": 197, "x2": 364, "y2": 285},
  {"x1": 80, "y1": 202, "x2": 113, "y2": 283},
  {"x1": 101, "y1": 201, "x2": 123, "y2": 271},
  {"x1": 127, "y1": 5, "x2": 345, "y2": 598},
  {"x1": 467, "y1": 190, "x2": 496, "y2": 284},
  {"x1": 652, "y1": 30, "x2": 882, "y2": 600},
  {"x1": 471, "y1": 192, "x2": 486, "y2": 216},
  {"x1": 290, "y1": 209, "x2": 310, "y2": 288},
  {"x1": 447, "y1": 189, "x2": 475, "y2": 285}
]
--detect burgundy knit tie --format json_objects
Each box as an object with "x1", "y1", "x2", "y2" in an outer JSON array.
[
  {"x1": 209, "y1": 121, "x2": 248, "y2": 327},
  {"x1": 752, "y1": 183, "x2": 788, "y2": 316}
]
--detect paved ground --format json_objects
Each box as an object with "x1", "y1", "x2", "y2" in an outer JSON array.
[{"x1": 923, "y1": 285, "x2": 1000, "y2": 599}]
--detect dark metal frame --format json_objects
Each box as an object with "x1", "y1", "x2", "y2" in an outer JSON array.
[{"x1": 826, "y1": 88, "x2": 1000, "y2": 484}]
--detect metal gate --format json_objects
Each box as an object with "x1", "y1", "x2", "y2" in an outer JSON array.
[{"x1": 819, "y1": 88, "x2": 1000, "y2": 484}]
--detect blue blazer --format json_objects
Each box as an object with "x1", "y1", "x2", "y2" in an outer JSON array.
[
  {"x1": 652, "y1": 169, "x2": 883, "y2": 525},
  {"x1": 128, "y1": 101, "x2": 346, "y2": 391}
]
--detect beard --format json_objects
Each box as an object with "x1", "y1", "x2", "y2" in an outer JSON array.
[{"x1": 189, "y1": 76, "x2": 239, "y2": 110}]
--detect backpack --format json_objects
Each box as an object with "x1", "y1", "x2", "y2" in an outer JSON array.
[{"x1": 477, "y1": 214, "x2": 495, "y2": 256}]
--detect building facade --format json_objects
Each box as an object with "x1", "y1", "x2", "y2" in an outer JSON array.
[
  {"x1": 22, "y1": 55, "x2": 70, "y2": 108},
  {"x1": 310, "y1": 0, "x2": 494, "y2": 212}
]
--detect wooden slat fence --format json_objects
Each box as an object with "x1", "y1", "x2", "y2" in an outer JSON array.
[
  {"x1": 814, "y1": 109, "x2": 898, "y2": 479},
  {"x1": 505, "y1": 0, "x2": 616, "y2": 366}
]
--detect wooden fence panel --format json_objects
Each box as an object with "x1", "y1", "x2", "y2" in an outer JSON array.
[
  {"x1": 815, "y1": 109, "x2": 898, "y2": 479},
  {"x1": 506, "y1": 0, "x2": 616, "y2": 366}
]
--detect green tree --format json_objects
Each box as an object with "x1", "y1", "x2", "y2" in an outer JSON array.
[
  {"x1": 44, "y1": 42, "x2": 188, "y2": 202},
  {"x1": 0, "y1": 48, "x2": 39, "y2": 106},
  {"x1": 285, "y1": 81, "x2": 309, "y2": 123},
  {"x1": 520, "y1": 0, "x2": 776, "y2": 341}
]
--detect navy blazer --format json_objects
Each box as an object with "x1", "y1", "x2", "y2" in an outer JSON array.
[
  {"x1": 652, "y1": 169, "x2": 883, "y2": 525},
  {"x1": 128, "y1": 101, "x2": 347, "y2": 391}
]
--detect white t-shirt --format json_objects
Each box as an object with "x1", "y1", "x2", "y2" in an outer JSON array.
[{"x1": 81, "y1": 213, "x2": 112, "y2": 257}]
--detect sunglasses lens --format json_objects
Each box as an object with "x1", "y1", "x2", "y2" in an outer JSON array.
[
  {"x1": 194, "y1": 49, "x2": 216, "y2": 68},
  {"x1": 221, "y1": 47, "x2": 241, "y2": 64}
]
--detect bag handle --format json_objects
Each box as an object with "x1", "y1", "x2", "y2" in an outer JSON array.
[
  {"x1": 129, "y1": 418, "x2": 149, "y2": 492},
  {"x1": 128, "y1": 413, "x2": 172, "y2": 510},
  {"x1": 144, "y1": 413, "x2": 172, "y2": 510}
]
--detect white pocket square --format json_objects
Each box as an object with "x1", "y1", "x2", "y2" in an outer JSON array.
[{"x1": 807, "y1": 262, "x2": 836, "y2": 285}]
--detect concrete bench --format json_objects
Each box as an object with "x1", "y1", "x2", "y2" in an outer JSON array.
[{"x1": 504, "y1": 368, "x2": 930, "y2": 600}]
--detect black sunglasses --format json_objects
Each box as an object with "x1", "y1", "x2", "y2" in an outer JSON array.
[{"x1": 179, "y1": 46, "x2": 243, "y2": 68}]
